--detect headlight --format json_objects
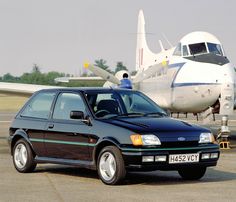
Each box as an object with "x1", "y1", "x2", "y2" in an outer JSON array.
[
  {"x1": 130, "y1": 134, "x2": 161, "y2": 146},
  {"x1": 199, "y1": 132, "x2": 215, "y2": 143}
]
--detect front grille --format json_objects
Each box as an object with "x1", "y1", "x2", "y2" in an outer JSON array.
[{"x1": 161, "y1": 141, "x2": 198, "y2": 148}]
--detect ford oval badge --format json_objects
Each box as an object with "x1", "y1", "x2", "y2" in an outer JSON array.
[{"x1": 178, "y1": 137, "x2": 186, "y2": 141}]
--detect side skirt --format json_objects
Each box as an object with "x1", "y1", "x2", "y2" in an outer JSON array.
[{"x1": 35, "y1": 156, "x2": 96, "y2": 170}]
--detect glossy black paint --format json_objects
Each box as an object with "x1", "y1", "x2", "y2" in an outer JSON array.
[{"x1": 9, "y1": 87, "x2": 220, "y2": 171}]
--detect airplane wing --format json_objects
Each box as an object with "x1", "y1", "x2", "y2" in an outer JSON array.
[
  {"x1": 54, "y1": 76, "x2": 105, "y2": 83},
  {"x1": 0, "y1": 82, "x2": 60, "y2": 96}
]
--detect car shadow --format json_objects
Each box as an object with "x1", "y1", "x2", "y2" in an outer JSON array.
[
  {"x1": 34, "y1": 165, "x2": 236, "y2": 186},
  {"x1": 124, "y1": 168, "x2": 236, "y2": 185},
  {"x1": 35, "y1": 165, "x2": 99, "y2": 180}
]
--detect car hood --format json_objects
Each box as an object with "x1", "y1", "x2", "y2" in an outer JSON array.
[
  {"x1": 103, "y1": 117, "x2": 207, "y2": 133},
  {"x1": 102, "y1": 117, "x2": 209, "y2": 143}
]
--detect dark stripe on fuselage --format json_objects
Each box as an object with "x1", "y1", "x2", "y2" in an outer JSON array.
[
  {"x1": 168, "y1": 62, "x2": 185, "y2": 88},
  {"x1": 168, "y1": 62, "x2": 220, "y2": 88},
  {"x1": 168, "y1": 62, "x2": 185, "y2": 69},
  {"x1": 172, "y1": 82, "x2": 220, "y2": 88}
]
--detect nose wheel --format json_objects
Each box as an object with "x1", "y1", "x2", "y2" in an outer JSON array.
[{"x1": 217, "y1": 115, "x2": 231, "y2": 149}]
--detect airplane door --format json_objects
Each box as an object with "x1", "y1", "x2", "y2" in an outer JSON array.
[{"x1": 220, "y1": 82, "x2": 234, "y2": 115}]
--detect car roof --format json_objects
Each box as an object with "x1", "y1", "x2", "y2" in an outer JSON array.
[{"x1": 36, "y1": 87, "x2": 135, "y2": 94}]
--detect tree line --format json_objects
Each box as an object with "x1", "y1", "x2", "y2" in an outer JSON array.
[{"x1": 0, "y1": 60, "x2": 135, "y2": 87}]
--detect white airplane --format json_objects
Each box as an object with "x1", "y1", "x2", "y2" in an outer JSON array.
[
  {"x1": 0, "y1": 10, "x2": 235, "y2": 130},
  {"x1": 79, "y1": 10, "x2": 235, "y2": 118}
]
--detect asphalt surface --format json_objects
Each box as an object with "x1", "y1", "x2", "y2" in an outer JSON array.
[{"x1": 0, "y1": 111, "x2": 236, "y2": 202}]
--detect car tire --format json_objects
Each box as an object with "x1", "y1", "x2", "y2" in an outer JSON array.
[
  {"x1": 178, "y1": 167, "x2": 206, "y2": 180},
  {"x1": 97, "y1": 146, "x2": 126, "y2": 185},
  {"x1": 13, "y1": 139, "x2": 37, "y2": 173}
]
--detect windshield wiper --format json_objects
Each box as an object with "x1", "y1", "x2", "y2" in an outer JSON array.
[
  {"x1": 144, "y1": 112, "x2": 167, "y2": 117},
  {"x1": 109, "y1": 113, "x2": 145, "y2": 119}
]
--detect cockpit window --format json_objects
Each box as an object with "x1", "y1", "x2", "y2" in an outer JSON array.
[
  {"x1": 207, "y1": 43, "x2": 223, "y2": 56},
  {"x1": 182, "y1": 45, "x2": 188, "y2": 56},
  {"x1": 189, "y1": 43, "x2": 207, "y2": 55},
  {"x1": 173, "y1": 43, "x2": 181, "y2": 56}
]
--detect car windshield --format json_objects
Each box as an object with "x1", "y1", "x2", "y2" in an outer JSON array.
[{"x1": 85, "y1": 90, "x2": 167, "y2": 118}]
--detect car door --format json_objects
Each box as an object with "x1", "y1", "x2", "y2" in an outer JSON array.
[{"x1": 44, "y1": 91, "x2": 92, "y2": 161}]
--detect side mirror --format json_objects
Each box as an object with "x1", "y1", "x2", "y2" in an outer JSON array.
[
  {"x1": 70, "y1": 111, "x2": 92, "y2": 126},
  {"x1": 163, "y1": 109, "x2": 170, "y2": 117},
  {"x1": 70, "y1": 111, "x2": 84, "y2": 119}
]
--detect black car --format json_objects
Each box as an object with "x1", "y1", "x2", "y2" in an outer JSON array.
[{"x1": 9, "y1": 88, "x2": 220, "y2": 185}]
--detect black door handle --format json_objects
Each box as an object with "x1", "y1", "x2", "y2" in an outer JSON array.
[
  {"x1": 67, "y1": 133, "x2": 78, "y2": 136},
  {"x1": 48, "y1": 124, "x2": 54, "y2": 129}
]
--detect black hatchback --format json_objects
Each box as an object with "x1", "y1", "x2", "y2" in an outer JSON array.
[{"x1": 9, "y1": 88, "x2": 220, "y2": 185}]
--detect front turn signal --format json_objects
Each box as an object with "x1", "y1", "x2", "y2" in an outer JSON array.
[{"x1": 130, "y1": 134, "x2": 143, "y2": 146}]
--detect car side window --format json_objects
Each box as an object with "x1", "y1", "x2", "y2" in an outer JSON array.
[
  {"x1": 86, "y1": 93, "x2": 122, "y2": 117},
  {"x1": 53, "y1": 93, "x2": 86, "y2": 120},
  {"x1": 21, "y1": 92, "x2": 56, "y2": 119}
]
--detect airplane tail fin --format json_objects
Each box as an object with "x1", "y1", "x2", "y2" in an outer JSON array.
[{"x1": 136, "y1": 10, "x2": 158, "y2": 71}]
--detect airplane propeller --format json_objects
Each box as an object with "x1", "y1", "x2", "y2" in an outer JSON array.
[
  {"x1": 84, "y1": 61, "x2": 167, "y2": 85},
  {"x1": 84, "y1": 62, "x2": 121, "y2": 85},
  {"x1": 132, "y1": 62, "x2": 167, "y2": 83}
]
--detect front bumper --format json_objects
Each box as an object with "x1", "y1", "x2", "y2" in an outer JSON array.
[{"x1": 121, "y1": 144, "x2": 220, "y2": 171}]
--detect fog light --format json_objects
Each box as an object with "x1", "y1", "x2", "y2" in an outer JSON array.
[
  {"x1": 142, "y1": 156, "x2": 154, "y2": 162},
  {"x1": 201, "y1": 153, "x2": 210, "y2": 159},
  {"x1": 210, "y1": 153, "x2": 218, "y2": 159},
  {"x1": 155, "y1": 155, "x2": 167, "y2": 162}
]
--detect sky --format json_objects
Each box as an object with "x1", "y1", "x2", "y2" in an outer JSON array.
[{"x1": 0, "y1": 0, "x2": 236, "y2": 76}]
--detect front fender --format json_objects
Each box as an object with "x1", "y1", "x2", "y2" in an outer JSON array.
[{"x1": 91, "y1": 136, "x2": 121, "y2": 169}]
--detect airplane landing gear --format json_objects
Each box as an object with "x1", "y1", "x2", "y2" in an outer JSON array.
[{"x1": 217, "y1": 115, "x2": 231, "y2": 149}]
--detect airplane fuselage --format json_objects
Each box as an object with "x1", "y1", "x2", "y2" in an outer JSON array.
[{"x1": 139, "y1": 55, "x2": 235, "y2": 113}]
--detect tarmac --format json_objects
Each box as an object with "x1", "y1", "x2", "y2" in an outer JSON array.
[{"x1": 0, "y1": 111, "x2": 236, "y2": 202}]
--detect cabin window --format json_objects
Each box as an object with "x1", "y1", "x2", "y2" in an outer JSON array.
[
  {"x1": 189, "y1": 43, "x2": 207, "y2": 55},
  {"x1": 173, "y1": 43, "x2": 181, "y2": 56},
  {"x1": 182, "y1": 45, "x2": 189, "y2": 56},
  {"x1": 207, "y1": 43, "x2": 223, "y2": 56}
]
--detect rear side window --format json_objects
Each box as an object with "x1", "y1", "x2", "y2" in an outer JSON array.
[{"x1": 21, "y1": 92, "x2": 56, "y2": 119}]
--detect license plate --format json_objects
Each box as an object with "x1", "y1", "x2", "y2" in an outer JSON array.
[{"x1": 169, "y1": 153, "x2": 199, "y2": 164}]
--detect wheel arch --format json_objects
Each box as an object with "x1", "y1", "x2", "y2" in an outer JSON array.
[
  {"x1": 93, "y1": 137, "x2": 121, "y2": 167},
  {"x1": 10, "y1": 129, "x2": 35, "y2": 156}
]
